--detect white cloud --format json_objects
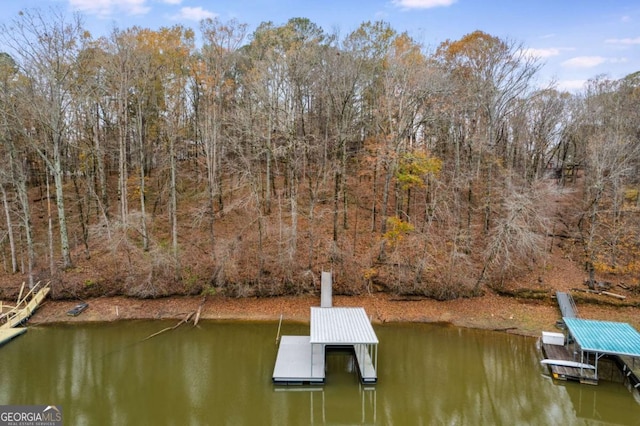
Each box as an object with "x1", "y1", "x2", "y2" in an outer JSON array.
[
  {"x1": 393, "y1": 0, "x2": 456, "y2": 9},
  {"x1": 522, "y1": 47, "x2": 561, "y2": 59},
  {"x1": 69, "y1": 0, "x2": 150, "y2": 16},
  {"x1": 605, "y1": 37, "x2": 640, "y2": 45},
  {"x1": 561, "y1": 56, "x2": 606, "y2": 68},
  {"x1": 172, "y1": 6, "x2": 217, "y2": 22},
  {"x1": 609, "y1": 57, "x2": 629, "y2": 64},
  {"x1": 162, "y1": 0, "x2": 182, "y2": 4}
]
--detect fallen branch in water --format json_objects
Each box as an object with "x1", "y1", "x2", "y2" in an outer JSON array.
[
  {"x1": 193, "y1": 297, "x2": 205, "y2": 327},
  {"x1": 143, "y1": 312, "x2": 194, "y2": 341}
]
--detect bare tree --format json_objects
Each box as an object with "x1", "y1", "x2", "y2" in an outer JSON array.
[
  {"x1": 0, "y1": 51, "x2": 36, "y2": 284},
  {"x1": 196, "y1": 18, "x2": 247, "y2": 256},
  {"x1": 1, "y1": 9, "x2": 88, "y2": 269},
  {"x1": 573, "y1": 76, "x2": 640, "y2": 285},
  {"x1": 477, "y1": 178, "x2": 554, "y2": 290},
  {"x1": 0, "y1": 53, "x2": 18, "y2": 274}
]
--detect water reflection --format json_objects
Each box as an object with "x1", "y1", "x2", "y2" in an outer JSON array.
[
  {"x1": 274, "y1": 385, "x2": 377, "y2": 425},
  {"x1": 0, "y1": 321, "x2": 639, "y2": 425}
]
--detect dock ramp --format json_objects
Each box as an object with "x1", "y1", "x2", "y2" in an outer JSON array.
[{"x1": 556, "y1": 291, "x2": 577, "y2": 319}]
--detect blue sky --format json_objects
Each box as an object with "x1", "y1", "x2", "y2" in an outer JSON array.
[{"x1": 3, "y1": 0, "x2": 640, "y2": 91}]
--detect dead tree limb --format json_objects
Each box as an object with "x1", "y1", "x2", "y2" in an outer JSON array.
[{"x1": 143, "y1": 312, "x2": 194, "y2": 341}]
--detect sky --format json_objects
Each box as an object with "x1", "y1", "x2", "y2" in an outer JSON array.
[{"x1": 2, "y1": 0, "x2": 640, "y2": 91}]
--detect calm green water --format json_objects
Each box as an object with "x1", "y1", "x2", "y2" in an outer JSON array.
[{"x1": 1, "y1": 321, "x2": 639, "y2": 425}]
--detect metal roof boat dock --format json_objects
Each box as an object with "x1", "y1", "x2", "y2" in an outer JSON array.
[
  {"x1": 272, "y1": 306, "x2": 379, "y2": 385},
  {"x1": 542, "y1": 292, "x2": 640, "y2": 387},
  {"x1": 563, "y1": 318, "x2": 640, "y2": 358},
  {"x1": 561, "y1": 317, "x2": 640, "y2": 385}
]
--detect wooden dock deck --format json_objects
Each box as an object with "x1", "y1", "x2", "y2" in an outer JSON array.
[{"x1": 542, "y1": 343, "x2": 598, "y2": 384}]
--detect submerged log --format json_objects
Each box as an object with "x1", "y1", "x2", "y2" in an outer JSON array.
[{"x1": 143, "y1": 312, "x2": 194, "y2": 341}]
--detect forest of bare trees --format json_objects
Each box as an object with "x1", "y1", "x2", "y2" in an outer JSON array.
[{"x1": 0, "y1": 9, "x2": 638, "y2": 299}]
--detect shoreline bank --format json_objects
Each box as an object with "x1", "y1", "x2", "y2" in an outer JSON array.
[{"x1": 25, "y1": 292, "x2": 640, "y2": 337}]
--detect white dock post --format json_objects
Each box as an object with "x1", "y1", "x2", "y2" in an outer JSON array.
[{"x1": 321, "y1": 271, "x2": 332, "y2": 308}]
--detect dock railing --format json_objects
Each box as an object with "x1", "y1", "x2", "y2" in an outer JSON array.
[
  {"x1": 0, "y1": 281, "x2": 50, "y2": 329},
  {"x1": 556, "y1": 291, "x2": 578, "y2": 319}
]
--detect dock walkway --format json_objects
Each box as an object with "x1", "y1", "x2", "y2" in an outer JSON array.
[
  {"x1": 556, "y1": 291, "x2": 577, "y2": 319},
  {"x1": 0, "y1": 282, "x2": 50, "y2": 346}
]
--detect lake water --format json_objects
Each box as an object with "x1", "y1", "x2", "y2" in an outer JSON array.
[{"x1": 1, "y1": 320, "x2": 639, "y2": 425}]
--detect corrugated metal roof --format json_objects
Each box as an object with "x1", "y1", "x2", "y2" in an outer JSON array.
[
  {"x1": 310, "y1": 307, "x2": 378, "y2": 344},
  {"x1": 563, "y1": 318, "x2": 640, "y2": 357}
]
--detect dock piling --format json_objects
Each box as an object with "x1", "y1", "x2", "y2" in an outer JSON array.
[{"x1": 276, "y1": 313, "x2": 283, "y2": 345}]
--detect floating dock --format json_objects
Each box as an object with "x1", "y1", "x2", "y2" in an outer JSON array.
[
  {"x1": 0, "y1": 328, "x2": 27, "y2": 346},
  {"x1": 542, "y1": 292, "x2": 640, "y2": 387},
  {"x1": 542, "y1": 339, "x2": 598, "y2": 384},
  {"x1": 273, "y1": 307, "x2": 379, "y2": 385},
  {"x1": 0, "y1": 282, "x2": 50, "y2": 346},
  {"x1": 273, "y1": 336, "x2": 326, "y2": 384}
]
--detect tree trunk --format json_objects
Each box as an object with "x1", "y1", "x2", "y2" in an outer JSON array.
[
  {"x1": 170, "y1": 137, "x2": 179, "y2": 271},
  {"x1": 484, "y1": 160, "x2": 492, "y2": 234},
  {"x1": 136, "y1": 110, "x2": 149, "y2": 252},
  {"x1": 341, "y1": 137, "x2": 348, "y2": 231},
  {"x1": 380, "y1": 153, "x2": 393, "y2": 234},
  {"x1": 8, "y1": 141, "x2": 34, "y2": 287},
  {"x1": 0, "y1": 184, "x2": 17, "y2": 273},
  {"x1": 288, "y1": 153, "x2": 298, "y2": 261},
  {"x1": 94, "y1": 103, "x2": 108, "y2": 219},
  {"x1": 333, "y1": 169, "x2": 340, "y2": 242},
  {"x1": 118, "y1": 94, "x2": 129, "y2": 227},
  {"x1": 265, "y1": 113, "x2": 272, "y2": 215},
  {"x1": 46, "y1": 173, "x2": 55, "y2": 276},
  {"x1": 53, "y1": 141, "x2": 72, "y2": 269},
  {"x1": 371, "y1": 151, "x2": 379, "y2": 232},
  {"x1": 72, "y1": 174, "x2": 90, "y2": 259}
]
